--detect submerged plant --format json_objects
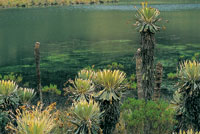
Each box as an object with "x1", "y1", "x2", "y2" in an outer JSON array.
[
  {"x1": 64, "y1": 78, "x2": 95, "y2": 102},
  {"x1": 69, "y1": 99, "x2": 102, "y2": 134},
  {"x1": 95, "y1": 69, "x2": 126, "y2": 134},
  {"x1": 17, "y1": 88, "x2": 36, "y2": 104},
  {"x1": 8, "y1": 102, "x2": 57, "y2": 134}
]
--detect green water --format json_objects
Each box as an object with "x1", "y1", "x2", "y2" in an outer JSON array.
[{"x1": 0, "y1": 4, "x2": 200, "y2": 89}]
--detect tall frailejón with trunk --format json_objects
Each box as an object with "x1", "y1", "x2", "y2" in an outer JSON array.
[
  {"x1": 34, "y1": 42, "x2": 43, "y2": 103},
  {"x1": 135, "y1": 2, "x2": 161, "y2": 100},
  {"x1": 95, "y1": 70, "x2": 126, "y2": 134}
]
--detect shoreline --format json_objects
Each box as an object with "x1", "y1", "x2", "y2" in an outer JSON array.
[{"x1": 0, "y1": 1, "x2": 200, "y2": 9}]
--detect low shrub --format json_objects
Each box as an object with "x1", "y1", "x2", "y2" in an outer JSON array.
[
  {"x1": 167, "y1": 72, "x2": 177, "y2": 80},
  {"x1": 106, "y1": 62, "x2": 124, "y2": 70},
  {"x1": 42, "y1": 84, "x2": 61, "y2": 95},
  {"x1": 121, "y1": 98, "x2": 176, "y2": 134}
]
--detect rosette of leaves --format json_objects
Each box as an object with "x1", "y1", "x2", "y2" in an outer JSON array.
[
  {"x1": 0, "y1": 80, "x2": 19, "y2": 111},
  {"x1": 78, "y1": 69, "x2": 95, "y2": 80},
  {"x1": 64, "y1": 78, "x2": 95, "y2": 102},
  {"x1": 17, "y1": 88, "x2": 36, "y2": 105},
  {"x1": 135, "y1": 2, "x2": 161, "y2": 34},
  {"x1": 0, "y1": 80, "x2": 18, "y2": 97},
  {"x1": 178, "y1": 129, "x2": 200, "y2": 134},
  {"x1": 69, "y1": 99, "x2": 102, "y2": 134},
  {"x1": 0, "y1": 80, "x2": 20, "y2": 134},
  {"x1": 175, "y1": 60, "x2": 200, "y2": 131},
  {"x1": 7, "y1": 102, "x2": 57, "y2": 134},
  {"x1": 95, "y1": 69, "x2": 126, "y2": 134}
]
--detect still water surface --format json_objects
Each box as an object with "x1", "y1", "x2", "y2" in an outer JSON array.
[{"x1": 0, "y1": 4, "x2": 200, "y2": 88}]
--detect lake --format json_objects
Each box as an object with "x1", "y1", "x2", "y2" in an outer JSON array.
[{"x1": 0, "y1": 4, "x2": 200, "y2": 89}]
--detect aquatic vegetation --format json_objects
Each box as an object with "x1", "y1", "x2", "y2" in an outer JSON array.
[
  {"x1": 64, "y1": 78, "x2": 95, "y2": 101},
  {"x1": 42, "y1": 84, "x2": 61, "y2": 95},
  {"x1": 95, "y1": 69, "x2": 126, "y2": 134},
  {"x1": 17, "y1": 88, "x2": 36, "y2": 104},
  {"x1": 68, "y1": 99, "x2": 102, "y2": 134},
  {"x1": 8, "y1": 102, "x2": 57, "y2": 134}
]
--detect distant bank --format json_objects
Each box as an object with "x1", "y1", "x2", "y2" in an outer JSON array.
[{"x1": 0, "y1": 0, "x2": 200, "y2": 9}]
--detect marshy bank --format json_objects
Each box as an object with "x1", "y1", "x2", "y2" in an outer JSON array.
[
  {"x1": 0, "y1": 0, "x2": 200, "y2": 8},
  {"x1": 0, "y1": 0, "x2": 119, "y2": 8}
]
